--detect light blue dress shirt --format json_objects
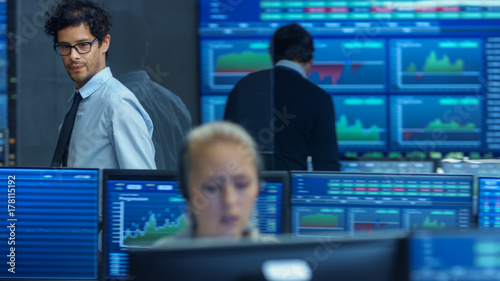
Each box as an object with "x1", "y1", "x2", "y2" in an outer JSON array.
[{"x1": 64, "y1": 67, "x2": 156, "y2": 169}]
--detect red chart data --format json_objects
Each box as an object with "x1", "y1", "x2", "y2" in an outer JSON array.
[
  {"x1": 308, "y1": 39, "x2": 386, "y2": 92},
  {"x1": 349, "y1": 208, "x2": 401, "y2": 237}
]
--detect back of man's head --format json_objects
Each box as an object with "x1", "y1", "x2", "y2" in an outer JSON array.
[
  {"x1": 44, "y1": 0, "x2": 112, "y2": 45},
  {"x1": 270, "y1": 23, "x2": 314, "y2": 65}
]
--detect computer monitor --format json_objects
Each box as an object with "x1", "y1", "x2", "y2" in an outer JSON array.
[
  {"x1": 442, "y1": 160, "x2": 500, "y2": 192},
  {"x1": 478, "y1": 177, "x2": 500, "y2": 230},
  {"x1": 0, "y1": 168, "x2": 99, "y2": 280},
  {"x1": 410, "y1": 231, "x2": 500, "y2": 281},
  {"x1": 103, "y1": 170, "x2": 289, "y2": 280},
  {"x1": 199, "y1": 1, "x2": 500, "y2": 160},
  {"x1": 340, "y1": 160, "x2": 435, "y2": 173},
  {"x1": 129, "y1": 234, "x2": 407, "y2": 281},
  {"x1": 291, "y1": 172, "x2": 473, "y2": 238},
  {"x1": 252, "y1": 171, "x2": 289, "y2": 235}
]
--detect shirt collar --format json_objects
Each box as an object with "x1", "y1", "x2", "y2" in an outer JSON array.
[
  {"x1": 275, "y1": 59, "x2": 308, "y2": 79},
  {"x1": 69, "y1": 67, "x2": 113, "y2": 102}
]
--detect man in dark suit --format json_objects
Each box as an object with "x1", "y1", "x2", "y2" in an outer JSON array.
[{"x1": 224, "y1": 23, "x2": 340, "y2": 171}]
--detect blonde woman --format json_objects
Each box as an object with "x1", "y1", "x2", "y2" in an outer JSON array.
[{"x1": 155, "y1": 121, "x2": 274, "y2": 244}]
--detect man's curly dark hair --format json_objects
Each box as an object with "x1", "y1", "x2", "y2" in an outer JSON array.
[{"x1": 44, "y1": 0, "x2": 112, "y2": 46}]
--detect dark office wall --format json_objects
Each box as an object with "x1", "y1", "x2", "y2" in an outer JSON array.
[{"x1": 16, "y1": 0, "x2": 199, "y2": 166}]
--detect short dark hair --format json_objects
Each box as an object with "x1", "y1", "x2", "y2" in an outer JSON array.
[
  {"x1": 270, "y1": 23, "x2": 314, "y2": 64},
  {"x1": 45, "y1": 0, "x2": 112, "y2": 45}
]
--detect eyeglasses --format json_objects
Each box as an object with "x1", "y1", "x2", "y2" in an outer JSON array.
[{"x1": 54, "y1": 38, "x2": 98, "y2": 56}]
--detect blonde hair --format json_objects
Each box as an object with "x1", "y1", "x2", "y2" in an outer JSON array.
[{"x1": 179, "y1": 121, "x2": 263, "y2": 196}]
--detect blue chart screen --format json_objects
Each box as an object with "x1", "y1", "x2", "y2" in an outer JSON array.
[
  {"x1": 411, "y1": 233, "x2": 500, "y2": 281},
  {"x1": 291, "y1": 173, "x2": 472, "y2": 238},
  {"x1": 391, "y1": 96, "x2": 482, "y2": 148},
  {"x1": 105, "y1": 179, "x2": 186, "y2": 279},
  {"x1": 106, "y1": 178, "x2": 283, "y2": 278},
  {"x1": 201, "y1": 95, "x2": 228, "y2": 123},
  {"x1": 333, "y1": 96, "x2": 387, "y2": 148},
  {"x1": 340, "y1": 160, "x2": 434, "y2": 174},
  {"x1": 200, "y1": 39, "x2": 273, "y2": 93},
  {"x1": 0, "y1": 168, "x2": 99, "y2": 280},
  {"x1": 391, "y1": 39, "x2": 482, "y2": 92},
  {"x1": 478, "y1": 178, "x2": 500, "y2": 230},
  {"x1": 310, "y1": 39, "x2": 386, "y2": 92},
  {"x1": 252, "y1": 182, "x2": 283, "y2": 234},
  {"x1": 199, "y1": 0, "x2": 500, "y2": 158}
]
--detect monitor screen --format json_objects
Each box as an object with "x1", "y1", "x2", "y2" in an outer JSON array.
[
  {"x1": 291, "y1": 172, "x2": 473, "y2": 238},
  {"x1": 103, "y1": 170, "x2": 183, "y2": 279},
  {"x1": 478, "y1": 177, "x2": 500, "y2": 230},
  {"x1": 410, "y1": 231, "x2": 500, "y2": 281},
  {"x1": 0, "y1": 168, "x2": 99, "y2": 280},
  {"x1": 129, "y1": 235, "x2": 407, "y2": 281},
  {"x1": 199, "y1": 0, "x2": 500, "y2": 159},
  {"x1": 442, "y1": 161, "x2": 500, "y2": 180},
  {"x1": 103, "y1": 170, "x2": 288, "y2": 280},
  {"x1": 340, "y1": 160, "x2": 435, "y2": 173}
]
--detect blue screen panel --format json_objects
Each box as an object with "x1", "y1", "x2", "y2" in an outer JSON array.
[
  {"x1": 411, "y1": 232, "x2": 500, "y2": 281},
  {"x1": 105, "y1": 172, "x2": 284, "y2": 279},
  {"x1": 334, "y1": 96, "x2": 387, "y2": 149},
  {"x1": 291, "y1": 172, "x2": 473, "y2": 238},
  {"x1": 200, "y1": 39, "x2": 272, "y2": 93},
  {"x1": 390, "y1": 39, "x2": 482, "y2": 92},
  {"x1": 252, "y1": 182, "x2": 283, "y2": 235},
  {"x1": 0, "y1": 168, "x2": 99, "y2": 280},
  {"x1": 310, "y1": 39, "x2": 386, "y2": 92},
  {"x1": 478, "y1": 177, "x2": 500, "y2": 230},
  {"x1": 105, "y1": 176, "x2": 185, "y2": 279},
  {"x1": 340, "y1": 160, "x2": 434, "y2": 173},
  {"x1": 201, "y1": 95, "x2": 228, "y2": 123},
  {"x1": 442, "y1": 161, "x2": 500, "y2": 178},
  {"x1": 390, "y1": 96, "x2": 482, "y2": 149},
  {"x1": 199, "y1": 0, "x2": 500, "y2": 159}
]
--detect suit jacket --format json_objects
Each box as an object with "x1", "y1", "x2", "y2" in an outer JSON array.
[{"x1": 224, "y1": 67, "x2": 340, "y2": 171}]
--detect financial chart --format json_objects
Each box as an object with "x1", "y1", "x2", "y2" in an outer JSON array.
[
  {"x1": 105, "y1": 176, "x2": 284, "y2": 279},
  {"x1": 291, "y1": 172, "x2": 473, "y2": 238},
  {"x1": 199, "y1": 0, "x2": 500, "y2": 158},
  {"x1": 333, "y1": 96, "x2": 387, "y2": 148}
]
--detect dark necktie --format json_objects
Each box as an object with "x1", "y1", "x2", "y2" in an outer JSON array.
[{"x1": 51, "y1": 92, "x2": 83, "y2": 167}]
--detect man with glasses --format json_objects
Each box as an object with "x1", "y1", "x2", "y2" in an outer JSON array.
[{"x1": 44, "y1": 0, "x2": 156, "y2": 169}]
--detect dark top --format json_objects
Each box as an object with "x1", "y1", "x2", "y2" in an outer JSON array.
[
  {"x1": 118, "y1": 71, "x2": 192, "y2": 170},
  {"x1": 224, "y1": 67, "x2": 340, "y2": 171}
]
